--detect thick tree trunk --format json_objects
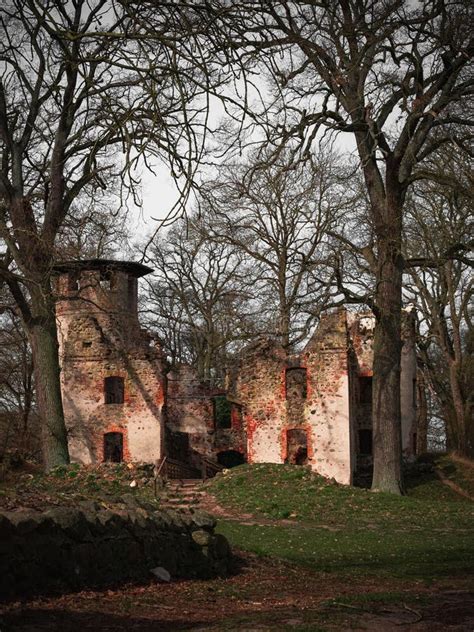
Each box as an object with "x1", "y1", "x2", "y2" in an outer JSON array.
[
  {"x1": 371, "y1": 208, "x2": 404, "y2": 494},
  {"x1": 28, "y1": 291, "x2": 69, "y2": 470},
  {"x1": 416, "y1": 370, "x2": 428, "y2": 454},
  {"x1": 448, "y1": 360, "x2": 468, "y2": 456}
]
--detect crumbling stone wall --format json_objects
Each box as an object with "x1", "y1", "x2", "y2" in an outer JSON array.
[
  {"x1": 302, "y1": 310, "x2": 353, "y2": 484},
  {"x1": 0, "y1": 502, "x2": 231, "y2": 599},
  {"x1": 348, "y1": 309, "x2": 418, "y2": 458},
  {"x1": 233, "y1": 339, "x2": 287, "y2": 464},
  {"x1": 232, "y1": 308, "x2": 418, "y2": 485},
  {"x1": 165, "y1": 365, "x2": 246, "y2": 467},
  {"x1": 166, "y1": 365, "x2": 216, "y2": 464},
  {"x1": 53, "y1": 259, "x2": 419, "y2": 481}
]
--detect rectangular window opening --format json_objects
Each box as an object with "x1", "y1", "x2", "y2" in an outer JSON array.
[
  {"x1": 213, "y1": 395, "x2": 232, "y2": 429},
  {"x1": 104, "y1": 432, "x2": 123, "y2": 462},
  {"x1": 67, "y1": 272, "x2": 79, "y2": 292},
  {"x1": 285, "y1": 368, "x2": 307, "y2": 400},
  {"x1": 104, "y1": 376, "x2": 124, "y2": 404},
  {"x1": 359, "y1": 376, "x2": 373, "y2": 404},
  {"x1": 99, "y1": 269, "x2": 115, "y2": 290}
]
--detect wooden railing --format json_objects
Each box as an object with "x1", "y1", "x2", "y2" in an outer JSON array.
[
  {"x1": 200, "y1": 456, "x2": 224, "y2": 480},
  {"x1": 153, "y1": 454, "x2": 223, "y2": 490}
]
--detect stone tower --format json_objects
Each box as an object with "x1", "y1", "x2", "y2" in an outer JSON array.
[{"x1": 54, "y1": 259, "x2": 166, "y2": 464}]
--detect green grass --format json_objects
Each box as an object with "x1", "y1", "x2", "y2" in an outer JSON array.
[
  {"x1": 209, "y1": 462, "x2": 472, "y2": 529},
  {"x1": 210, "y1": 461, "x2": 474, "y2": 582},
  {"x1": 217, "y1": 520, "x2": 473, "y2": 581}
]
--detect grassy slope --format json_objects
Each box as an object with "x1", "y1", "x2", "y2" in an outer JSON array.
[{"x1": 208, "y1": 460, "x2": 474, "y2": 582}]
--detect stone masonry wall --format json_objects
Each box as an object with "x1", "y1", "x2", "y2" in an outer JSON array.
[
  {"x1": 0, "y1": 502, "x2": 231, "y2": 599},
  {"x1": 165, "y1": 365, "x2": 216, "y2": 464},
  {"x1": 303, "y1": 310, "x2": 353, "y2": 485},
  {"x1": 234, "y1": 339, "x2": 288, "y2": 464}
]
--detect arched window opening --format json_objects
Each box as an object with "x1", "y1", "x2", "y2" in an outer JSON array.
[
  {"x1": 104, "y1": 376, "x2": 124, "y2": 404},
  {"x1": 217, "y1": 450, "x2": 245, "y2": 468},
  {"x1": 104, "y1": 432, "x2": 123, "y2": 462}
]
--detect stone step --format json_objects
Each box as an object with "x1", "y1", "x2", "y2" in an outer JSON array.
[
  {"x1": 166, "y1": 489, "x2": 201, "y2": 495},
  {"x1": 165, "y1": 497, "x2": 198, "y2": 505}
]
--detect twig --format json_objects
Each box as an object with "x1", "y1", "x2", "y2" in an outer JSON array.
[{"x1": 397, "y1": 603, "x2": 423, "y2": 625}]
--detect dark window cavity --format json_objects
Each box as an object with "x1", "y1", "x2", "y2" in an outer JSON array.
[
  {"x1": 217, "y1": 450, "x2": 245, "y2": 468},
  {"x1": 67, "y1": 272, "x2": 79, "y2": 292},
  {"x1": 104, "y1": 376, "x2": 124, "y2": 404},
  {"x1": 285, "y1": 368, "x2": 307, "y2": 400},
  {"x1": 358, "y1": 429, "x2": 373, "y2": 455},
  {"x1": 104, "y1": 432, "x2": 123, "y2": 462}
]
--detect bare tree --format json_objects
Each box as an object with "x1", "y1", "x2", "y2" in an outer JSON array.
[
  {"x1": 0, "y1": 0, "x2": 227, "y2": 468},
  {"x1": 57, "y1": 195, "x2": 133, "y2": 260},
  {"x1": 146, "y1": 215, "x2": 254, "y2": 385},
  {"x1": 404, "y1": 146, "x2": 473, "y2": 457},
  {"x1": 200, "y1": 148, "x2": 347, "y2": 349},
  {"x1": 211, "y1": 0, "x2": 474, "y2": 492},
  {"x1": 0, "y1": 293, "x2": 35, "y2": 463}
]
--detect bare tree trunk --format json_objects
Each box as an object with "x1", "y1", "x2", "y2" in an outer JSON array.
[
  {"x1": 278, "y1": 306, "x2": 291, "y2": 350},
  {"x1": 416, "y1": 370, "x2": 428, "y2": 454},
  {"x1": 448, "y1": 359, "x2": 468, "y2": 456},
  {"x1": 28, "y1": 289, "x2": 69, "y2": 470},
  {"x1": 371, "y1": 209, "x2": 403, "y2": 494}
]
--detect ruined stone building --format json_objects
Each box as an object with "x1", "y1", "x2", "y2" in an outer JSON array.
[{"x1": 55, "y1": 259, "x2": 419, "y2": 485}]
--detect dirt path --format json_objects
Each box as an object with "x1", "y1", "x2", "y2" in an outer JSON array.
[{"x1": 1, "y1": 551, "x2": 473, "y2": 631}]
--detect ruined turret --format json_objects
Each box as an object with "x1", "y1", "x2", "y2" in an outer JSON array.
[{"x1": 54, "y1": 259, "x2": 165, "y2": 465}]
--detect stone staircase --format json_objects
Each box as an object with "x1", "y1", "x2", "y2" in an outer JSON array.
[{"x1": 158, "y1": 479, "x2": 207, "y2": 511}]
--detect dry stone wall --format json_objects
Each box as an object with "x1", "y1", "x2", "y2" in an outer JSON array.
[{"x1": 0, "y1": 501, "x2": 231, "y2": 599}]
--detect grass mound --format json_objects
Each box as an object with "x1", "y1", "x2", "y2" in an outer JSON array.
[
  {"x1": 209, "y1": 461, "x2": 472, "y2": 528},
  {"x1": 208, "y1": 461, "x2": 474, "y2": 581}
]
